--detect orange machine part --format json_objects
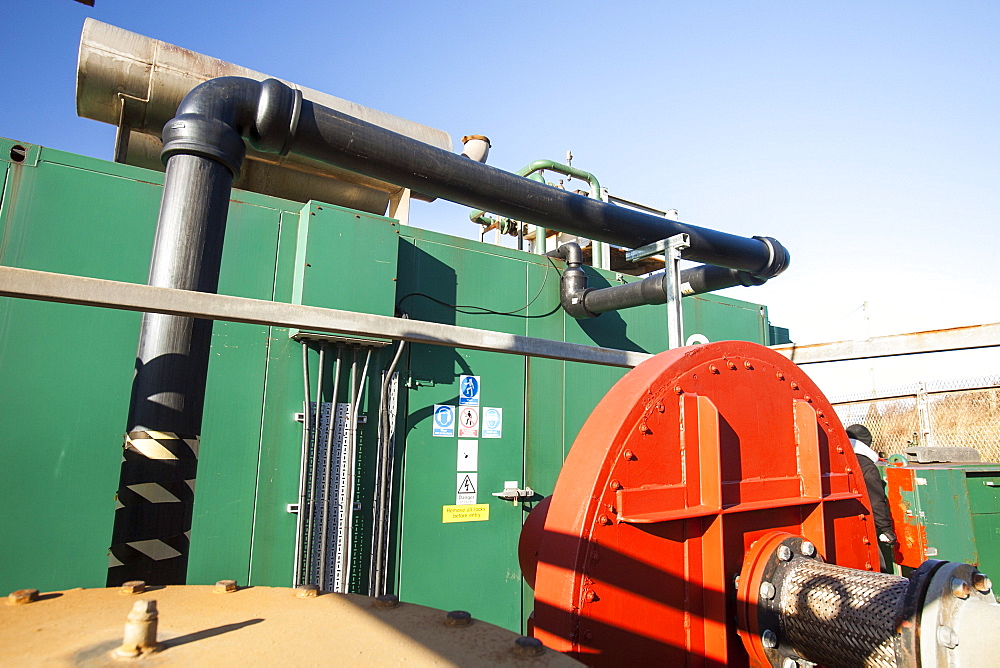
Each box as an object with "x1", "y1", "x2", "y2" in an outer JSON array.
[{"x1": 527, "y1": 342, "x2": 879, "y2": 666}]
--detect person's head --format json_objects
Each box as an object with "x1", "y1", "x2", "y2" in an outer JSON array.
[{"x1": 846, "y1": 424, "x2": 873, "y2": 446}]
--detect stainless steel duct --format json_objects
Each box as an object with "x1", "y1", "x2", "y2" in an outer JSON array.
[{"x1": 76, "y1": 18, "x2": 453, "y2": 213}]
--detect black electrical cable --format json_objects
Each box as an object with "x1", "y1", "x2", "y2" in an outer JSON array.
[{"x1": 397, "y1": 257, "x2": 562, "y2": 319}]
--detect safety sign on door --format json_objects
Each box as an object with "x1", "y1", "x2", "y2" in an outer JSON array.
[
  {"x1": 482, "y1": 407, "x2": 502, "y2": 439},
  {"x1": 433, "y1": 405, "x2": 455, "y2": 437},
  {"x1": 459, "y1": 375, "x2": 480, "y2": 406},
  {"x1": 456, "y1": 472, "x2": 478, "y2": 505},
  {"x1": 458, "y1": 406, "x2": 479, "y2": 438},
  {"x1": 457, "y1": 440, "x2": 478, "y2": 471}
]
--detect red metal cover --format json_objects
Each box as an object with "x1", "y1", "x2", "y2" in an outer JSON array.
[{"x1": 527, "y1": 341, "x2": 878, "y2": 665}]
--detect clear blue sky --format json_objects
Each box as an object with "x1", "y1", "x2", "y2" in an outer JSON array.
[{"x1": 3, "y1": 0, "x2": 999, "y2": 393}]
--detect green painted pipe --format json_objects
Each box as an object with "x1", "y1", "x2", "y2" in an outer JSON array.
[{"x1": 469, "y1": 160, "x2": 603, "y2": 256}]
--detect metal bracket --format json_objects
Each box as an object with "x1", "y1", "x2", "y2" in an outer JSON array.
[
  {"x1": 492, "y1": 481, "x2": 535, "y2": 503},
  {"x1": 629, "y1": 234, "x2": 691, "y2": 349}
]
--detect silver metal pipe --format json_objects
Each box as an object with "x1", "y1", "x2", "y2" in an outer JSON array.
[
  {"x1": 293, "y1": 342, "x2": 311, "y2": 586},
  {"x1": 373, "y1": 337, "x2": 407, "y2": 596},
  {"x1": 304, "y1": 341, "x2": 326, "y2": 583}
]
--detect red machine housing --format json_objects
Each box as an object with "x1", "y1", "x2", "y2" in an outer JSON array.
[{"x1": 520, "y1": 341, "x2": 880, "y2": 665}]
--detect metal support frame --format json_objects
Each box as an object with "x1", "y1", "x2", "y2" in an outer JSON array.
[
  {"x1": 629, "y1": 234, "x2": 690, "y2": 349},
  {"x1": 0, "y1": 266, "x2": 651, "y2": 369}
]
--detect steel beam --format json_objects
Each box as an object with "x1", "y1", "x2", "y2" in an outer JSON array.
[
  {"x1": 0, "y1": 266, "x2": 651, "y2": 368},
  {"x1": 772, "y1": 323, "x2": 1000, "y2": 364}
]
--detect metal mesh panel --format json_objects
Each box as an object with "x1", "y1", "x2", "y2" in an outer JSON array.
[
  {"x1": 831, "y1": 376, "x2": 1000, "y2": 462},
  {"x1": 779, "y1": 560, "x2": 908, "y2": 668}
]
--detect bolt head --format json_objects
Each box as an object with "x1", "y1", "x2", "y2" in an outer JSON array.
[
  {"x1": 761, "y1": 629, "x2": 778, "y2": 649},
  {"x1": 951, "y1": 578, "x2": 971, "y2": 599},
  {"x1": 610, "y1": 479, "x2": 623, "y2": 491},
  {"x1": 937, "y1": 625, "x2": 959, "y2": 649},
  {"x1": 623, "y1": 449, "x2": 636, "y2": 461},
  {"x1": 584, "y1": 590, "x2": 597, "y2": 603},
  {"x1": 598, "y1": 514, "x2": 611, "y2": 526},
  {"x1": 800, "y1": 541, "x2": 816, "y2": 557},
  {"x1": 973, "y1": 572, "x2": 992, "y2": 593},
  {"x1": 782, "y1": 658, "x2": 799, "y2": 668},
  {"x1": 777, "y1": 545, "x2": 793, "y2": 562},
  {"x1": 214, "y1": 579, "x2": 238, "y2": 594},
  {"x1": 514, "y1": 636, "x2": 545, "y2": 656},
  {"x1": 759, "y1": 581, "x2": 776, "y2": 600},
  {"x1": 296, "y1": 584, "x2": 319, "y2": 598},
  {"x1": 120, "y1": 581, "x2": 146, "y2": 595},
  {"x1": 7, "y1": 589, "x2": 38, "y2": 605},
  {"x1": 446, "y1": 610, "x2": 472, "y2": 626},
  {"x1": 375, "y1": 594, "x2": 399, "y2": 608}
]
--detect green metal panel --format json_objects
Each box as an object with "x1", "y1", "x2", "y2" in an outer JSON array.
[{"x1": 0, "y1": 139, "x2": 785, "y2": 633}]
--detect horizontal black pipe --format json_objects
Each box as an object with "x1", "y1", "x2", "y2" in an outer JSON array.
[
  {"x1": 550, "y1": 243, "x2": 769, "y2": 319},
  {"x1": 293, "y1": 103, "x2": 787, "y2": 276},
  {"x1": 162, "y1": 76, "x2": 789, "y2": 276}
]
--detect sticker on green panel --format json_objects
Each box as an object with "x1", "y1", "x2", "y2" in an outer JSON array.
[
  {"x1": 433, "y1": 405, "x2": 455, "y2": 437},
  {"x1": 457, "y1": 473, "x2": 478, "y2": 505},
  {"x1": 459, "y1": 375, "x2": 481, "y2": 406},
  {"x1": 458, "y1": 440, "x2": 478, "y2": 472},
  {"x1": 482, "y1": 407, "x2": 502, "y2": 439},
  {"x1": 458, "y1": 407, "x2": 479, "y2": 438},
  {"x1": 442, "y1": 505, "x2": 490, "y2": 523}
]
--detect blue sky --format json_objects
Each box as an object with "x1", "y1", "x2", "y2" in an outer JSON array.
[{"x1": 3, "y1": 0, "x2": 999, "y2": 394}]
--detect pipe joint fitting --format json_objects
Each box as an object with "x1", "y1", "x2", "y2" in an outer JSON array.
[
  {"x1": 751, "y1": 236, "x2": 791, "y2": 280},
  {"x1": 161, "y1": 112, "x2": 246, "y2": 177},
  {"x1": 249, "y1": 79, "x2": 302, "y2": 156},
  {"x1": 550, "y1": 243, "x2": 597, "y2": 319}
]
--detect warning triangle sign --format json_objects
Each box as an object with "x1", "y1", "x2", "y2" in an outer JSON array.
[{"x1": 458, "y1": 475, "x2": 476, "y2": 494}]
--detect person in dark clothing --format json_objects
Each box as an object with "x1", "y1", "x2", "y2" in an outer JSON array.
[{"x1": 847, "y1": 424, "x2": 897, "y2": 573}]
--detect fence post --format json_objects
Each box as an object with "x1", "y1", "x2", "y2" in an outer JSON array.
[{"x1": 916, "y1": 381, "x2": 934, "y2": 448}]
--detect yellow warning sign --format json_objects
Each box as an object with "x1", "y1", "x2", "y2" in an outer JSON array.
[{"x1": 442, "y1": 504, "x2": 490, "y2": 523}]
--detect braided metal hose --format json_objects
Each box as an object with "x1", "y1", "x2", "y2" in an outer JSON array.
[{"x1": 779, "y1": 560, "x2": 907, "y2": 667}]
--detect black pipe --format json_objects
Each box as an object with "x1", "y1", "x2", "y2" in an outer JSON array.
[
  {"x1": 549, "y1": 243, "x2": 770, "y2": 319},
  {"x1": 108, "y1": 79, "x2": 301, "y2": 586},
  {"x1": 288, "y1": 92, "x2": 789, "y2": 277}
]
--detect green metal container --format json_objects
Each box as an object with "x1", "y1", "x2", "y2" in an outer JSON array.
[{"x1": 0, "y1": 136, "x2": 783, "y2": 632}]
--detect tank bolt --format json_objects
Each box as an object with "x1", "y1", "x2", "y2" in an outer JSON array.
[
  {"x1": 446, "y1": 610, "x2": 472, "y2": 626},
  {"x1": 937, "y1": 625, "x2": 959, "y2": 649},
  {"x1": 114, "y1": 599, "x2": 158, "y2": 658},
  {"x1": 790, "y1": 382, "x2": 800, "y2": 390},
  {"x1": 673, "y1": 386, "x2": 682, "y2": 396},
  {"x1": 759, "y1": 582, "x2": 776, "y2": 600},
  {"x1": 727, "y1": 360, "x2": 738, "y2": 370},
  {"x1": 733, "y1": 575, "x2": 740, "y2": 591},
  {"x1": 761, "y1": 629, "x2": 778, "y2": 649},
  {"x1": 610, "y1": 480, "x2": 623, "y2": 491},
  {"x1": 782, "y1": 658, "x2": 799, "y2": 668},
  {"x1": 513, "y1": 636, "x2": 545, "y2": 657},
  {"x1": 709, "y1": 364, "x2": 720, "y2": 374},
  {"x1": 804, "y1": 394, "x2": 812, "y2": 403},
  {"x1": 623, "y1": 450, "x2": 637, "y2": 461},
  {"x1": 584, "y1": 590, "x2": 597, "y2": 603},
  {"x1": 583, "y1": 630, "x2": 594, "y2": 641},
  {"x1": 951, "y1": 578, "x2": 971, "y2": 599},
  {"x1": 7, "y1": 589, "x2": 39, "y2": 605},
  {"x1": 776, "y1": 371, "x2": 785, "y2": 381},
  {"x1": 800, "y1": 541, "x2": 816, "y2": 557},
  {"x1": 296, "y1": 584, "x2": 319, "y2": 598},
  {"x1": 744, "y1": 361, "x2": 754, "y2": 370},
  {"x1": 777, "y1": 546, "x2": 793, "y2": 561},
  {"x1": 375, "y1": 594, "x2": 399, "y2": 608},
  {"x1": 598, "y1": 514, "x2": 611, "y2": 526},
  {"x1": 973, "y1": 572, "x2": 992, "y2": 593},
  {"x1": 214, "y1": 580, "x2": 238, "y2": 594},
  {"x1": 120, "y1": 581, "x2": 146, "y2": 595}
]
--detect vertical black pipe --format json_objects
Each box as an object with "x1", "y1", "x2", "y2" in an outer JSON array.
[{"x1": 108, "y1": 155, "x2": 236, "y2": 585}]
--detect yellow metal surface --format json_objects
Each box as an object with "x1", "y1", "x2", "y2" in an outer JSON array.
[{"x1": 0, "y1": 585, "x2": 581, "y2": 666}]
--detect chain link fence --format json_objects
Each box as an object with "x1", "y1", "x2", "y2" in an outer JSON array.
[{"x1": 830, "y1": 376, "x2": 1000, "y2": 463}]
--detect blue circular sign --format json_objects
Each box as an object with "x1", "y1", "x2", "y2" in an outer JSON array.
[
  {"x1": 434, "y1": 405, "x2": 454, "y2": 427},
  {"x1": 461, "y1": 376, "x2": 479, "y2": 399}
]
